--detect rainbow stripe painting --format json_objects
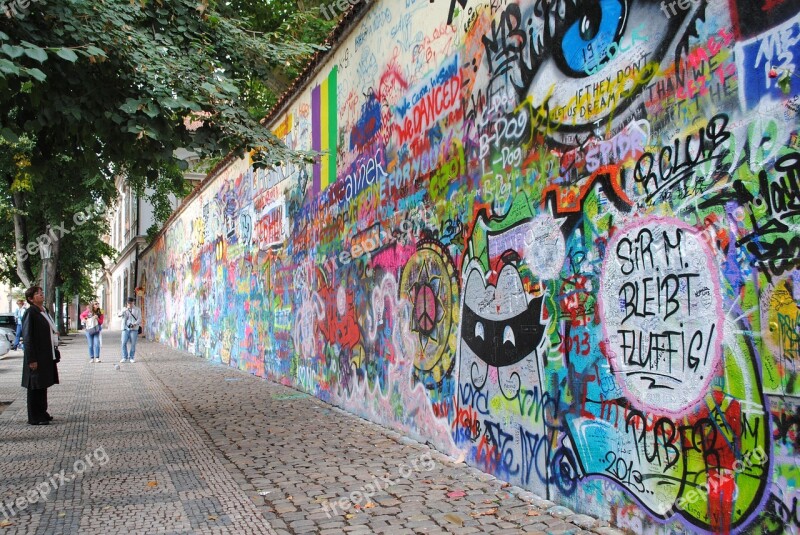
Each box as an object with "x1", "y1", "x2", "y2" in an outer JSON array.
[{"x1": 311, "y1": 66, "x2": 338, "y2": 195}]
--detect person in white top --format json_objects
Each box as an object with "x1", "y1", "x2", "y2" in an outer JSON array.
[{"x1": 118, "y1": 297, "x2": 141, "y2": 363}]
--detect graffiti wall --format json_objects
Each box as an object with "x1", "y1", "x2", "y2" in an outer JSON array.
[{"x1": 141, "y1": 0, "x2": 800, "y2": 531}]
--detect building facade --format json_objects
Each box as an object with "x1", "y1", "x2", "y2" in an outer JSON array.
[
  {"x1": 101, "y1": 149, "x2": 203, "y2": 328},
  {"x1": 101, "y1": 175, "x2": 155, "y2": 329}
]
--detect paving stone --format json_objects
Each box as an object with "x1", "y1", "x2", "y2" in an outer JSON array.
[
  {"x1": 592, "y1": 528, "x2": 626, "y2": 535},
  {"x1": 567, "y1": 514, "x2": 600, "y2": 529},
  {"x1": 443, "y1": 512, "x2": 468, "y2": 526},
  {"x1": 547, "y1": 505, "x2": 576, "y2": 519}
]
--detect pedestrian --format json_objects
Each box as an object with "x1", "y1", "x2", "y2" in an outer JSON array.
[
  {"x1": 80, "y1": 301, "x2": 104, "y2": 363},
  {"x1": 11, "y1": 298, "x2": 25, "y2": 350},
  {"x1": 21, "y1": 286, "x2": 60, "y2": 426},
  {"x1": 119, "y1": 297, "x2": 141, "y2": 363}
]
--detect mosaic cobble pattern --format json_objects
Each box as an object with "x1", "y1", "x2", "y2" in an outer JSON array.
[{"x1": 0, "y1": 335, "x2": 619, "y2": 535}]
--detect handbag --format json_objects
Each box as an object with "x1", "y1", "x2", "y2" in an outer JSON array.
[
  {"x1": 130, "y1": 311, "x2": 142, "y2": 334},
  {"x1": 85, "y1": 315, "x2": 100, "y2": 335},
  {"x1": 27, "y1": 370, "x2": 41, "y2": 390}
]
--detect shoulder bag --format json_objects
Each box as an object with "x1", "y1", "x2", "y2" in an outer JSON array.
[{"x1": 85, "y1": 315, "x2": 100, "y2": 335}]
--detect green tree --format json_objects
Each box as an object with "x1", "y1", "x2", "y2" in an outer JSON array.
[
  {"x1": 218, "y1": 0, "x2": 339, "y2": 119},
  {"x1": 0, "y1": 135, "x2": 116, "y2": 304},
  {"x1": 0, "y1": 0, "x2": 327, "y2": 308}
]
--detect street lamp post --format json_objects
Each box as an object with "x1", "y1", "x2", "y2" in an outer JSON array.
[{"x1": 40, "y1": 243, "x2": 51, "y2": 310}]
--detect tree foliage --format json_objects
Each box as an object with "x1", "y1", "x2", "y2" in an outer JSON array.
[
  {"x1": 0, "y1": 0, "x2": 330, "y2": 307},
  {"x1": 218, "y1": 0, "x2": 339, "y2": 119},
  {"x1": 0, "y1": 0, "x2": 325, "y2": 173}
]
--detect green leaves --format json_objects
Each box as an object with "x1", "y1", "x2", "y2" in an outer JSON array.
[
  {"x1": 120, "y1": 98, "x2": 146, "y2": 114},
  {"x1": 55, "y1": 48, "x2": 79, "y2": 62},
  {"x1": 21, "y1": 43, "x2": 47, "y2": 63},
  {"x1": 0, "y1": 0, "x2": 327, "y2": 218},
  {"x1": 1, "y1": 44, "x2": 24, "y2": 59},
  {"x1": 26, "y1": 68, "x2": 45, "y2": 81},
  {"x1": 85, "y1": 46, "x2": 106, "y2": 57},
  {"x1": 0, "y1": 127, "x2": 19, "y2": 143},
  {"x1": 0, "y1": 58, "x2": 20, "y2": 75}
]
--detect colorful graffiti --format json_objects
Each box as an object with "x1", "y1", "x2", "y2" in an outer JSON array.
[{"x1": 142, "y1": 0, "x2": 800, "y2": 532}]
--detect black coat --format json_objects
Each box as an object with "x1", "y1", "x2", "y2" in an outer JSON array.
[{"x1": 21, "y1": 306, "x2": 59, "y2": 390}]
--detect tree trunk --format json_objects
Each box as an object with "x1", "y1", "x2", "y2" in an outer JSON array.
[
  {"x1": 11, "y1": 190, "x2": 34, "y2": 288},
  {"x1": 10, "y1": 187, "x2": 60, "y2": 311},
  {"x1": 38, "y1": 226, "x2": 61, "y2": 313}
]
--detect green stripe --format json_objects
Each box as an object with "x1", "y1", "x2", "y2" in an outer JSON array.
[{"x1": 327, "y1": 66, "x2": 338, "y2": 185}]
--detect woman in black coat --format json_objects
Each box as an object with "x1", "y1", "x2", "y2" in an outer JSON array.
[{"x1": 21, "y1": 285, "x2": 59, "y2": 425}]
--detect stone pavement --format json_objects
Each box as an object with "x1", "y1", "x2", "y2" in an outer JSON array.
[{"x1": 0, "y1": 333, "x2": 622, "y2": 535}]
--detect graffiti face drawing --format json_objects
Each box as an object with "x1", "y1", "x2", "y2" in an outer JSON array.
[{"x1": 461, "y1": 261, "x2": 544, "y2": 368}]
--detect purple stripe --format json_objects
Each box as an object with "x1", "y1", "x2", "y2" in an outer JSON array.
[{"x1": 311, "y1": 85, "x2": 321, "y2": 195}]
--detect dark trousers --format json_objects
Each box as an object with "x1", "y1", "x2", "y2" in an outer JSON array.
[{"x1": 27, "y1": 388, "x2": 47, "y2": 423}]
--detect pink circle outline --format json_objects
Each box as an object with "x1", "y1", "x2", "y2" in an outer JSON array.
[{"x1": 598, "y1": 216, "x2": 725, "y2": 418}]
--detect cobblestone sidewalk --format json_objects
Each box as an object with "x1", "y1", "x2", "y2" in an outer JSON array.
[
  {"x1": 0, "y1": 333, "x2": 275, "y2": 535},
  {"x1": 0, "y1": 334, "x2": 621, "y2": 535}
]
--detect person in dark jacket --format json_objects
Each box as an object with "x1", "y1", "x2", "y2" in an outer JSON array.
[{"x1": 21, "y1": 286, "x2": 59, "y2": 425}]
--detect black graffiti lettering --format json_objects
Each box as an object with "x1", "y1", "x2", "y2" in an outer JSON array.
[
  {"x1": 616, "y1": 228, "x2": 654, "y2": 276},
  {"x1": 687, "y1": 418, "x2": 723, "y2": 472},
  {"x1": 687, "y1": 323, "x2": 715, "y2": 370},
  {"x1": 481, "y1": 4, "x2": 541, "y2": 98},
  {"x1": 633, "y1": 113, "x2": 730, "y2": 201},
  {"x1": 741, "y1": 413, "x2": 761, "y2": 441},
  {"x1": 701, "y1": 151, "x2": 799, "y2": 222},
  {"x1": 618, "y1": 273, "x2": 699, "y2": 324},
  {"x1": 620, "y1": 329, "x2": 679, "y2": 374},
  {"x1": 700, "y1": 150, "x2": 800, "y2": 279},
  {"x1": 741, "y1": 224, "x2": 800, "y2": 278},
  {"x1": 619, "y1": 324, "x2": 713, "y2": 378},
  {"x1": 765, "y1": 494, "x2": 800, "y2": 532},
  {"x1": 625, "y1": 411, "x2": 681, "y2": 472},
  {"x1": 603, "y1": 451, "x2": 646, "y2": 493},
  {"x1": 662, "y1": 228, "x2": 685, "y2": 269},
  {"x1": 445, "y1": 0, "x2": 469, "y2": 25},
  {"x1": 772, "y1": 407, "x2": 800, "y2": 449},
  {"x1": 772, "y1": 152, "x2": 800, "y2": 216}
]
